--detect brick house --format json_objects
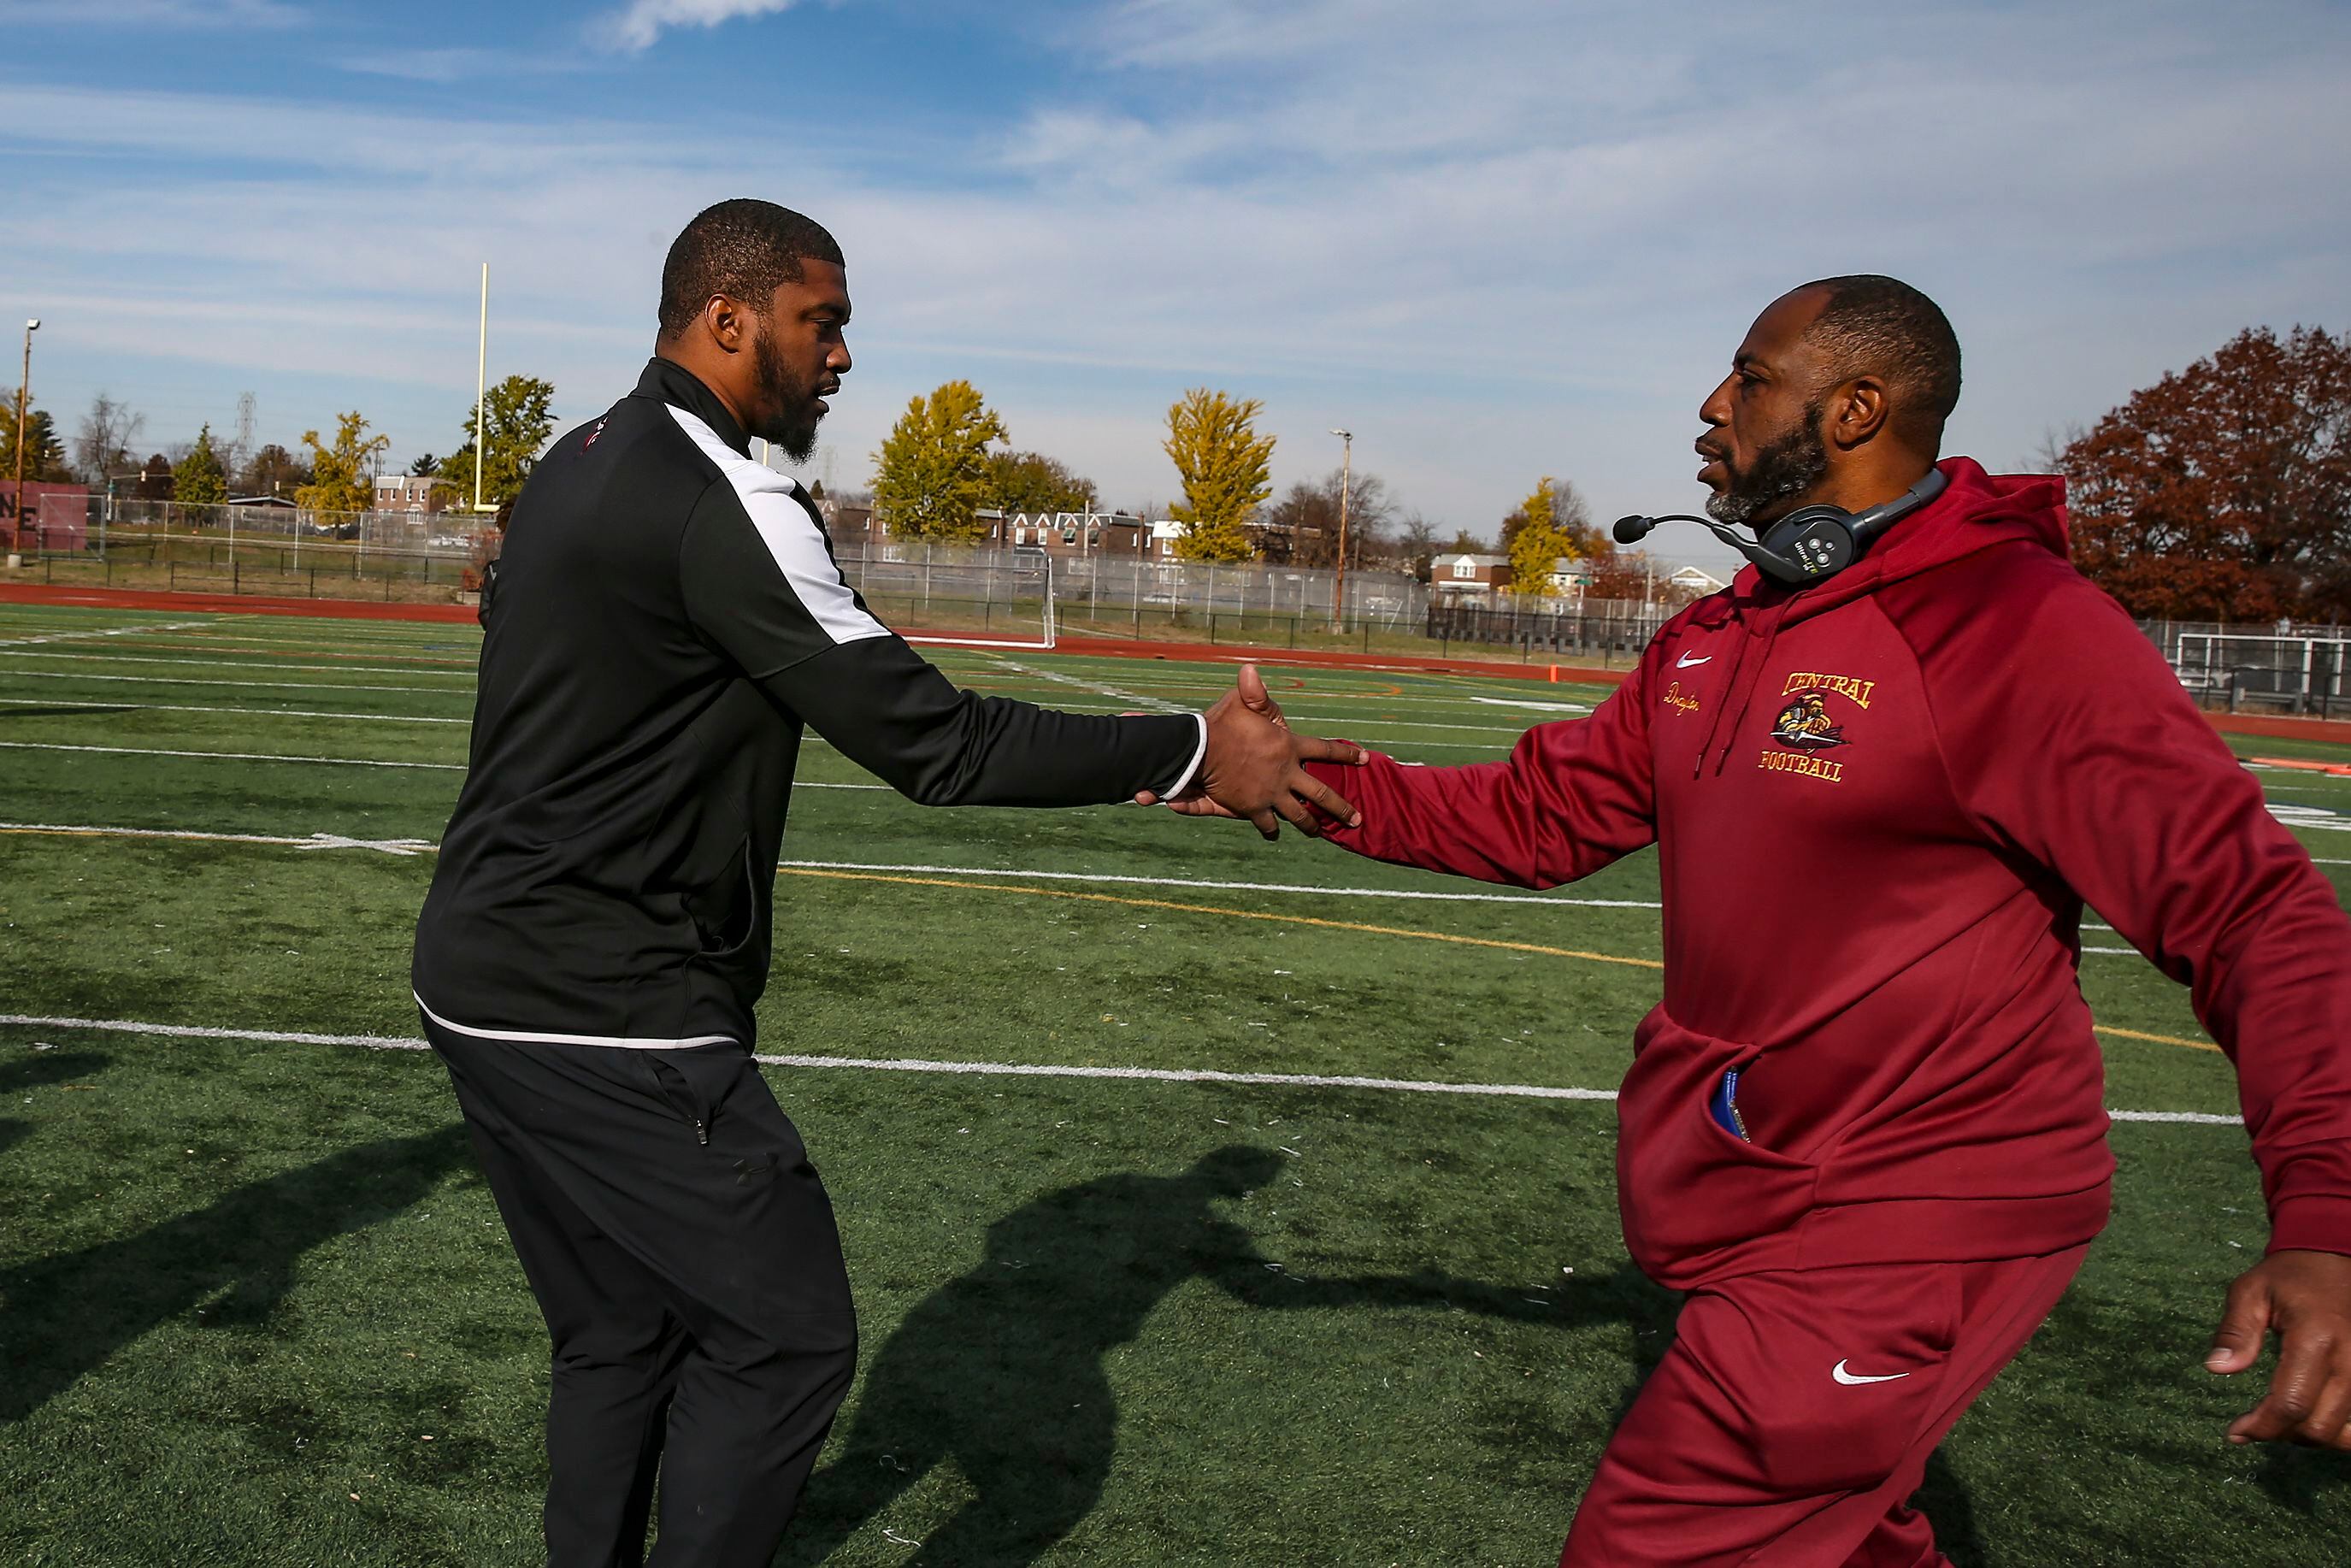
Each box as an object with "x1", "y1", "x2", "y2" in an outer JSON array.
[
  {"x1": 374, "y1": 474, "x2": 451, "y2": 516},
  {"x1": 1432, "y1": 552, "x2": 1512, "y2": 596}
]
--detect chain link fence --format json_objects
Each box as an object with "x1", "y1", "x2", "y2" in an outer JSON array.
[
  {"x1": 25, "y1": 496, "x2": 2351, "y2": 710},
  {"x1": 16, "y1": 497, "x2": 489, "y2": 603}
]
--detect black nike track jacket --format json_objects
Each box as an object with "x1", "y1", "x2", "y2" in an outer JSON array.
[{"x1": 412, "y1": 358, "x2": 1204, "y2": 1048}]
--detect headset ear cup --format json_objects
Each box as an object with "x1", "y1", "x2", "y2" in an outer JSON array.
[{"x1": 1760, "y1": 505, "x2": 1856, "y2": 580}]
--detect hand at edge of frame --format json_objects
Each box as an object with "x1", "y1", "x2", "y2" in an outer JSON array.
[
  {"x1": 1133, "y1": 663, "x2": 1366, "y2": 839},
  {"x1": 2206, "y1": 1247, "x2": 2351, "y2": 1449}
]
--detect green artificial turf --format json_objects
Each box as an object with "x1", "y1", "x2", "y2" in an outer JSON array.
[{"x1": 0, "y1": 601, "x2": 2345, "y2": 1565}]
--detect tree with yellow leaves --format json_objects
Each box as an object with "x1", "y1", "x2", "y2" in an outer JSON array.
[
  {"x1": 1503, "y1": 475, "x2": 1601, "y2": 596},
  {"x1": 1162, "y1": 388, "x2": 1274, "y2": 563},
  {"x1": 871, "y1": 380, "x2": 1009, "y2": 541},
  {"x1": 297, "y1": 411, "x2": 391, "y2": 515}
]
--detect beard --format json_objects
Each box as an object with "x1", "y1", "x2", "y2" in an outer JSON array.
[
  {"x1": 1706, "y1": 398, "x2": 1829, "y2": 528},
  {"x1": 750, "y1": 322, "x2": 825, "y2": 463}
]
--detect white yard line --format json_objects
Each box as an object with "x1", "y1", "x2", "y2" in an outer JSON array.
[
  {"x1": 0, "y1": 667, "x2": 471, "y2": 698},
  {"x1": 0, "y1": 820, "x2": 1647, "y2": 905},
  {"x1": 0, "y1": 743, "x2": 887, "y2": 783},
  {"x1": 0, "y1": 822, "x2": 437, "y2": 855},
  {"x1": 780, "y1": 859, "x2": 1662, "y2": 908},
  {"x1": 2268, "y1": 803, "x2": 2351, "y2": 832},
  {"x1": 0, "y1": 824, "x2": 2277, "y2": 942},
  {"x1": 0, "y1": 1011, "x2": 2245, "y2": 1123},
  {"x1": 987, "y1": 654, "x2": 1191, "y2": 715},
  {"x1": 1467, "y1": 696, "x2": 1593, "y2": 714},
  {"x1": 0, "y1": 740, "x2": 467, "y2": 770},
  {"x1": 0, "y1": 696, "x2": 469, "y2": 725},
  {"x1": 0, "y1": 618, "x2": 214, "y2": 648},
  {"x1": 0, "y1": 650, "x2": 475, "y2": 680}
]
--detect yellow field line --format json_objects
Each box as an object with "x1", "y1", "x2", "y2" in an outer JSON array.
[
  {"x1": 0, "y1": 826, "x2": 2223, "y2": 1053},
  {"x1": 2094, "y1": 1023, "x2": 2222, "y2": 1054},
  {"x1": 775, "y1": 865, "x2": 1665, "y2": 970},
  {"x1": 779, "y1": 868, "x2": 2224, "y2": 1052}
]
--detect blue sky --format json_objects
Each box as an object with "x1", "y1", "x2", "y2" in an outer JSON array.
[{"x1": 3, "y1": 0, "x2": 2348, "y2": 568}]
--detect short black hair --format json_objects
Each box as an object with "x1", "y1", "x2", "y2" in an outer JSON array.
[
  {"x1": 657, "y1": 199, "x2": 843, "y2": 339},
  {"x1": 1794, "y1": 274, "x2": 1962, "y2": 440}
]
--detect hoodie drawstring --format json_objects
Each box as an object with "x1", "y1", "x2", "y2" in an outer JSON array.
[{"x1": 1694, "y1": 598, "x2": 1787, "y2": 779}]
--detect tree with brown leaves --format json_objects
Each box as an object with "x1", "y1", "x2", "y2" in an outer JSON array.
[{"x1": 2060, "y1": 326, "x2": 2351, "y2": 622}]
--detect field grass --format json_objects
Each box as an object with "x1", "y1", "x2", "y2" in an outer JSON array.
[{"x1": 1, "y1": 600, "x2": 2346, "y2": 1565}]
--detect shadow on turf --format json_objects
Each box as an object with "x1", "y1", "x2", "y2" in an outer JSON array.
[
  {"x1": 777, "y1": 1144, "x2": 1653, "y2": 1567},
  {"x1": 0, "y1": 1046, "x2": 114, "y2": 1159},
  {"x1": 0, "y1": 1123, "x2": 471, "y2": 1424},
  {"x1": 773, "y1": 1146, "x2": 2007, "y2": 1567}
]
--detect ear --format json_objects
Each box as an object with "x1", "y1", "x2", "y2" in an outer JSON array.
[
  {"x1": 698, "y1": 293, "x2": 751, "y2": 354},
  {"x1": 1824, "y1": 375, "x2": 1890, "y2": 451}
]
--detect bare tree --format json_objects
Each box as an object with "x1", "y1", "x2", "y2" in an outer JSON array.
[
  {"x1": 1388, "y1": 511, "x2": 1442, "y2": 581},
  {"x1": 1259, "y1": 466, "x2": 1395, "y2": 567},
  {"x1": 72, "y1": 393, "x2": 146, "y2": 486}
]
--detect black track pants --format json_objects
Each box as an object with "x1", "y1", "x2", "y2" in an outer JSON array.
[{"x1": 425, "y1": 1019, "x2": 858, "y2": 1568}]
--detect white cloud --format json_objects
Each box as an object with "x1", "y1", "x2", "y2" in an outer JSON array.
[
  {"x1": 4, "y1": 1, "x2": 2349, "y2": 563},
  {"x1": 596, "y1": 0, "x2": 801, "y2": 53}
]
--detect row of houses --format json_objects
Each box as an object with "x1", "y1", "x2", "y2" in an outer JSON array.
[
  {"x1": 1430, "y1": 552, "x2": 1728, "y2": 600},
  {"x1": 819, "y1": 502, "x2": 1194, "y2": 562}
]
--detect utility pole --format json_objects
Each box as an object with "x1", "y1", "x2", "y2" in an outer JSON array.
[
  {"x1": 1329, "y1": 427, "x2": 1352, "y2": 630},
  {"x1": 11, "y1": 318, "x2": 37, "y2": 562}
]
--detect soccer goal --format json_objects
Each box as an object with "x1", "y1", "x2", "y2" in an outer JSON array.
[
  {"x1": 846, "y1": 546, "x2": 1058, "y2": 651},
  {"x1": 2173, "y1": 630, "x2": 2351, "y2": 715}
]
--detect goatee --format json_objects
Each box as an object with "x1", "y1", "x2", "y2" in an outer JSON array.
[
  {"x1": 1706, "y1": 399, "x2": 1829, "y2": 528},
  {"x1": 751, "y1": 323, "x2": 824, "y2": 463}
]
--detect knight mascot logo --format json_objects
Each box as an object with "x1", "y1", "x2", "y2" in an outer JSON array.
[{"x1": 1771, "y1": 690, "x2": 1847, "y2": 751}]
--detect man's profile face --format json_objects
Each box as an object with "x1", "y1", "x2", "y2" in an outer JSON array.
[
  {"x1": 747, "y1": 259, "x2": 851, "y2": 462},
  {"x1": 1696, "y1": 289, "x2": 1834, "y2": 529}
]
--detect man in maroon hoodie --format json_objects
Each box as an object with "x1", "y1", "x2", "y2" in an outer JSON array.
[{"x1": 1250, "y1": 275, "x2": 2351, "y2": 1564}]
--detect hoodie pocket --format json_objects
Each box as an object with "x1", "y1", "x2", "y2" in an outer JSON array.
[{"x1": 1616, "y1": 1016, "x2": 1819, "y2": 1283}]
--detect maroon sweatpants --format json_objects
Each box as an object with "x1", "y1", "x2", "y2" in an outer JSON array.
[{"x1": 1560, "y1": 1245, "x2": 2088, "y2": 1567}]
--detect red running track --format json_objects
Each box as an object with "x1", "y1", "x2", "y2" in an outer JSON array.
[{"x1": 7, "y1": 581, "x2": 2349, "y2": 746}]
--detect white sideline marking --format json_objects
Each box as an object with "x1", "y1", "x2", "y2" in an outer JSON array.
[
  {"x1": 0, "y1": 740, "x2": 466, "y2": 770},
  {"x1": 0, "y1": 696, "x2": 469, "y2": 726},
  {"x1": 0, "y1": 822, "x2": 435, "y2": 855},
  {"x1": 1468, "y1": 696, "x2": 1593, "y2": 714},
  {"x1": 989, "y1": 654, "x2": 1189, "y2": 715},
  {"x1": 0, "y1": 618, "x2": 213, "y2": 648},
  {"x1": 0, "y1": 742, "x2": 887, "y2": 785},
  {"x1": 780, "y1": 859, "x2": 1663, "y2": 908},
  {"x1": 0, "y1": 824, "x2": 2268, "y2": 940},
  {"x1": 2, "y1": 667, "x2": 471, "y2": 698},
  {"x1": 0, "y1": 650, "x2": 474, "y2": 680},
  {"x1": 0, "y1": 820, "x2": 1651, "y2": 905},
  {"x1": 0, "y1": 1011, "x2": 2244, "y2": 1123},
  {"x1": 2268, "y1": 804, "x2": 2351, "y2": 833}
]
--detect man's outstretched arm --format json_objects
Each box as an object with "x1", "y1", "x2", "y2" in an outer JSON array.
[
  {"x1": 680, "y1": 486, "x2": 1359, "y2": 828},
  {"x1": 1258, "y1": 660, "x2": 1660, "y2": 887}
]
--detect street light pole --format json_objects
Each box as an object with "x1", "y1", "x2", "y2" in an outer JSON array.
[
  {"x1": 11, "y1": 318, "x2": 37, "y2": 560},
  {"x1": 1329, "y1": 427, "x2": 1352, "y2": 630}
]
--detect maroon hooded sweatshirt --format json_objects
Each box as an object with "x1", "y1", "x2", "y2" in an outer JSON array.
[{"x1": 1309, "y1": 457, "x2": 2351, "y2": 1289}]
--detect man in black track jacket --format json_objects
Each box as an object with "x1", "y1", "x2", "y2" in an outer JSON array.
[{"x1": 411, "y1": 198, "x2": 1359, "y2": 1568}]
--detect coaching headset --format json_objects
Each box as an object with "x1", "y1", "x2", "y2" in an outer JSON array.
[{"x1": 1612, "y1": 465, "x2": 1948, "y2": 587}]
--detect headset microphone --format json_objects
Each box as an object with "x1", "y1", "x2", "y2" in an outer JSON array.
[{"x1": 1610, "y1": 467, "x2": 1949, "y2": 587}]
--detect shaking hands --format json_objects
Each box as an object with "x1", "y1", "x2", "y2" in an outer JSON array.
[{"x1": 1134, "y1": 664, "x2": 1366, "y2": 840}]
